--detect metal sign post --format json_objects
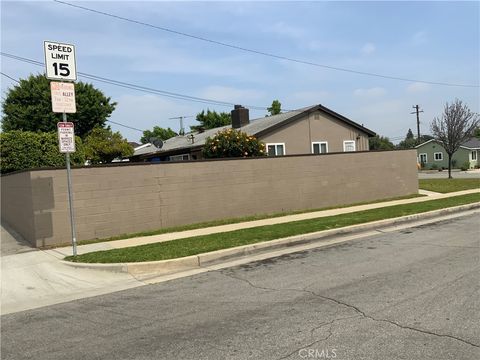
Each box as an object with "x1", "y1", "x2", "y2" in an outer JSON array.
[
  {"x1": 61, "y1": 116, "x2": 78, "y2": 256},
  {"x1": 46, "y1": 40, "x2": 78, "y2": 256}
]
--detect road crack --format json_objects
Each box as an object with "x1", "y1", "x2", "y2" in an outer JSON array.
[{"x1": 219, "y1": 270, "x2": 479, "y2": 349}]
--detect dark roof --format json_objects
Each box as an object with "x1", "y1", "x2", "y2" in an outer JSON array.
[
  {"x1": 461, "y1": 137, "x2": 480, "y2": 149},
  {"x1": 416, "y1": 137, "x2": 480, "y2": 150}
]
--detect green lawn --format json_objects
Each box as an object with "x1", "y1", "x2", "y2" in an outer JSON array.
[
  {"x1": 419, "y1": 179, "x2": 480, "y2": 193},
  {"x1": 66, "y1": 193, "x2": 480, "y2": 264}
]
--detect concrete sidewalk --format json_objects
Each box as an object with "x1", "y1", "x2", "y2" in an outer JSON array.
[{"x1": 51, "y1": 188, "x2": 480, "y2": 257}]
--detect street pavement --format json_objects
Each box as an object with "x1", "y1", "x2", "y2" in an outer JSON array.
[
  {"x1": 1, "y1": 213, "x2": 479, "y2": 360},
  {"x1": 418, "y1": 169, "x2": 480, "y2": 179}
]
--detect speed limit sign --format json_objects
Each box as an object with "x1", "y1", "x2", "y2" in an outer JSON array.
[{"x1": 44, "y1": 41, "x2": 77, "y2": 81}]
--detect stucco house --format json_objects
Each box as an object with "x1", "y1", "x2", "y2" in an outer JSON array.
[
  {"x1": 415, "y1": 138, "x2": 480, "y2": 169},
  {"x1": 130, "y1": 104, "x2": 376, "y2": 162}
]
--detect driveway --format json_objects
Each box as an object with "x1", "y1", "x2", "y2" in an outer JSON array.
[
  {"x1": 1, "y1": 223, "x2": 143, "y2": 315},
  {"x1": 0, "y1": 223, "x2": 35, "y2": 256}
]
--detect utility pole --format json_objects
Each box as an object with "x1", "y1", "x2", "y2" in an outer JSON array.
[
  {"x1": 169, "y1": 115, "x2": 193, "y2": 135},
  {"x1": 411, "y1": 105, "x2": 424, "y2": 141}
]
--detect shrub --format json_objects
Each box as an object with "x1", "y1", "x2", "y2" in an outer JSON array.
[
  {"x1": 0, "y1": 130, "x2": 85, "y2": 174},
  {"x1": 203, "y1": 128, "x2": 266, "y2": 158},
  {"x1": 83, "y1": 127, "x2": 133, "y2": 164},
  {"x1": 460, "y1": 161, "x2": 470, "y2": 171},
  {"x1": 430, "y1": 164, "x2": 438, "y2": 170}
]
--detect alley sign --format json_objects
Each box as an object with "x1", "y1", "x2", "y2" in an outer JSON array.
[
  {"x1": 44, "y1": 41, "x2": 77, "y2": 81},
  {"x1": 51, "y1": 82, "x2": 76, "y2": 113},
  {"x1": 57, "y1": 122, "x2": 76, "y2": 153}
]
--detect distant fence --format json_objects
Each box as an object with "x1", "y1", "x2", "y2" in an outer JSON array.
[{"x1": 1, "y1": 150, "x2": 418, "y2": 248}]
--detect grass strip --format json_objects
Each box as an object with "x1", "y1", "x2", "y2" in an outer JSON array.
[
  {"x1": 73, "y1": 193, "x2": 423, "y2": 247},
  {"x1": 419, "y1": 178, "x2": 480, "y2": 193},
  {"x1": 66, "y1": 193, "x2": 480, "y2": 264}
]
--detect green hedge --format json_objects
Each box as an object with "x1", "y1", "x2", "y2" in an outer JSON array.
[{"x1": 0, "y1": 131, "x2": 85, "y2": 174}]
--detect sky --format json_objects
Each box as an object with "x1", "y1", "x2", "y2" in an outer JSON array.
[{"x1": 1, "y1": 0, "x2": 479, "y2": 143}]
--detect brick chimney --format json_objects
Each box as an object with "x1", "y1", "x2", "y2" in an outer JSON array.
[{"x1": 231, "y1": 105, "x2": 249, "y2": 129}]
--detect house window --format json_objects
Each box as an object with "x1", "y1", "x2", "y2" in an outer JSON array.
[
  {"x1": 434, "y1": 152, "x2": 443, "y2": 161},
  {"x1": 419, "y1": 153, "x2": 427, "y2": 164},
  {"x1": 169, "y1": 154, "x2": 190, "y2": 161},
  {"x1": 343, "y1": 140, "x2": 356, "y2": 152},
  {"x1": 312, "y1": 142, "x2": 328, "y2": 154},
  {"x1": 266, "y1": 143, "x2": 285, "y2": 156},
  {"x1": 471, "y1": 151, "x2": 477, "y2": 161}
]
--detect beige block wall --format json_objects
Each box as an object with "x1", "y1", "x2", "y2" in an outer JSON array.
[
  {"x1": 260, "y1": 111, "x2": 370, "y2": 155},
  {"x1": 1, "y1": 172, "x2": 36, "y2": 244},
  {"x1": 1, "y1": 150, "x2": 418, "y2": 247}
]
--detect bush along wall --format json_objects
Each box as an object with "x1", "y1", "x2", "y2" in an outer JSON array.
[{"x1": 0, "y1": 130, "x2": 85, "y2": 174}]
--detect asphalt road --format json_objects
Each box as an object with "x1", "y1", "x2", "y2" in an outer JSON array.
[
  {"x1": 2, "y1": 214, "x2": 479, "y2": 360},
  {"x1": 418, "y1": 170, "x2": 480, "y2": 179}
]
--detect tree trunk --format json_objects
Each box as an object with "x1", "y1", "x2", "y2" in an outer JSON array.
[{"x1": 448, "y1": 153, "x2": 453, "y2": 179}]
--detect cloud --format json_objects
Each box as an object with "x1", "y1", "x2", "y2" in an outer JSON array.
[
  {"x1": 290, "y1": 90, "x2": 330, "y2": 104},
  {"x1": 198, "y1": 86, "x2": 266, "y2": 104},
  {"x1": 113, "y1": 40, "x2": 266, "y2": 82},
  {"x1": 353, "y1": 87, "x2": 387, "y2": 99},
  {"x1": 352, "y1": 99, "x2": 406, "y2": 136},
  {"x1": 361, "y1": 43, "x2": 376, "y2": 55},
  {"x1": 110, "y1": 94, "x2": 201, "y2": 141},
  {"x1": 412, "y1": 31, "x2": 428, "y2": 45},
  {"x1": 406, "y1": 82, "x2": 431, "y2": 93},
  {"x1": 263, "y1": 21, "x2": 306, "y2": 39}
]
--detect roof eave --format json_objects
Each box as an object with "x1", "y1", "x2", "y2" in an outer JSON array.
[
  {"x1": 256, "y1": 104, "x2": 376, "y2": 138},
  {"x1": 318, "y1": 105, "x2": 376, "y2": 137}
]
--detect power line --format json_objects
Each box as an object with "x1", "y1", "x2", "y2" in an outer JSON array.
[
  {"x1": 106, "y1": 120, "x2": 144, "y2": 133},
  {"x1": 169, "y1": 115, "x2": 194, "y2": 135},
  {"x1": 410, "y1": 105, "x2": 424, "y2": 140},
  {"x1": 0, "y1": 52, "x2": 270, "y2": 110},
  {"x1": 54, "y1": 0, "x2": 479, "y2": 88},
  {"x1": 0, "y1": 69, "x2": 148, "y2": 133},
  {"x1": 1, "y1": 72, "x2": 20, "y2": 83}
]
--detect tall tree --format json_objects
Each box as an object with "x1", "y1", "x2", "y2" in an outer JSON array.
[
  {"x1": 140, "y1": 126, "x2": 178, "y2": 144},
  {"x1": 1, "y1": 74, "x2": 116, "y2": 138},
  {"x1": 84, "y1": 127, "x2": 134, "y2": 164},
  {"x1": 430, "y1": 99, "x2": 480, "y2": 178},
  {"x1": 267, "y1": 100, "x2": 282, "y2": 116},
  {"x1": 475, "y1": 127, "x2": 480, "y2": 139},
  {"x1": 406, "y1": 128, "x2": 414, "y2": 140},
  {"x1": 190, "y1": 109, "x2": 231, "y2": 131},
  {"x1": 369, "y1": 135, "x2": 395, "y2": 151},
  {"x1": 397, "y1": 128, "x2": 417, "y2": 149}
]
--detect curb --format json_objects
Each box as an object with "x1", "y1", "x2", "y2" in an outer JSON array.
[{"x1": 62, "y1": 202, "x2": 480, "y2": 276}]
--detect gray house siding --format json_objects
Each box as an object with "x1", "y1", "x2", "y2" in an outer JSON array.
[{"x1": 416, "y1": 140, "x2": 479, "y2": 169}]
